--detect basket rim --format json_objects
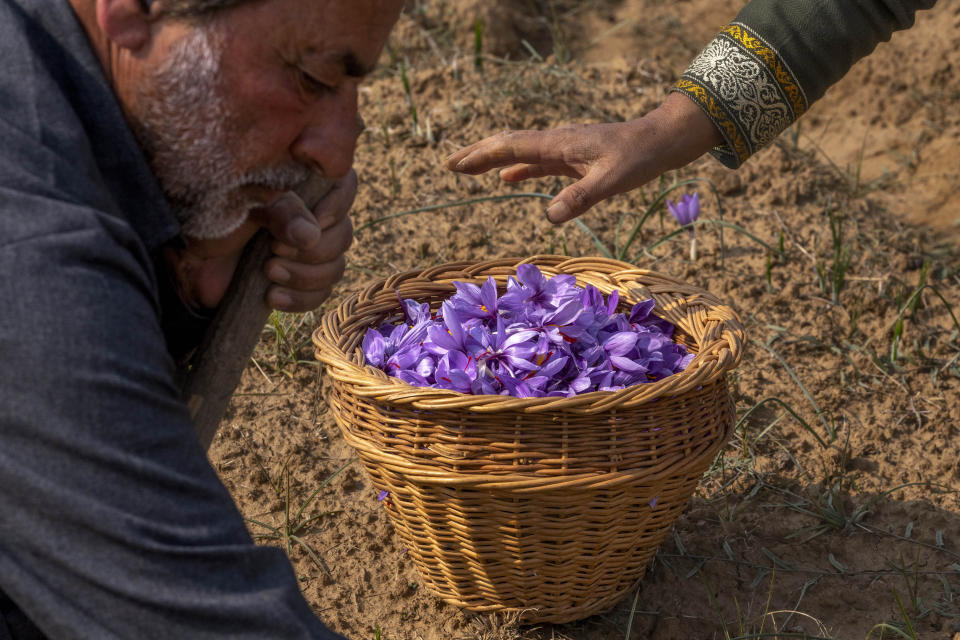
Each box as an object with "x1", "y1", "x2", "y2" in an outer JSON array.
[{"x1": 313, "y1": 255, "x2": 744, "y2": 413}]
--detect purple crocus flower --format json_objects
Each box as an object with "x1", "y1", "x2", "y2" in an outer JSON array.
[
  {"x1": 517, "y1": 297, "x2": 585, "y2": 347},
  {"x1": 425, "y1": 301, "x2": 478, "y2": 357},
  {"x1": 450, "y1": 276, "x2": 499, "y2": 328},
  {"x1": 363, "y1": 264, "x2": 694, "y2": 397},
  {"x1": 667, "y1": 192, "x2": 700, "y2": 261},
  {"x1": 499, "y1": 263, "x2": 578, "y2": 314},
  {"x1": 434, "y1": 350, "x2": 477, "y2": 393},
  {"x1": 362, "y1": 320, "x2": 430, "y2": 373},
  {"x1": 400, "y1": 295, "x2": 432, "y2": 325},
  {"x1": 473, "y1": 316, "x2": 539, "y2": 379},
  {"x1": 666, "y1": 192, "x2": 700, "y2": 226},
  {"x1": 603, "y1": 331, "x2": 648, "y2": 374},
  {"x1": 627, "y1": 299, "x2": 656, "y2": 325}
]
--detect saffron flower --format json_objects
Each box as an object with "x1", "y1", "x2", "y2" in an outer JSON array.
[
  {"x1": 362, "y1": 265, "x2": 694, "y2": 398},
  {"x1": 666, "y1": 192, "x2": 700, "y2": 261},
  {"x1": 449, "y1": 276, "x2": 499, "y2": 328}
]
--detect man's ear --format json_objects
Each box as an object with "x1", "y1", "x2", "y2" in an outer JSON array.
[{"x1": 96, "y1": 0, "x2": 152, "y2": 51}]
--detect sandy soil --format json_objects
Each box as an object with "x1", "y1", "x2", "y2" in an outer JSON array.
[{"x1": 210, "y1": 1, "x2": 960, "y2": 638}]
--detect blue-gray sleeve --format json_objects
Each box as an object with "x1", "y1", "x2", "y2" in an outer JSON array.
[
  {"x1": 0, "y1": 176, "x2": 343, "y2": 639},
  {"x1": 671, "y1": 0, "x2": 938, "y2": 167}
]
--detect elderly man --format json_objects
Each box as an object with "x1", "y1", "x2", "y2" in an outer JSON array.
[{"x1": 0, "y1": 0, "x2": 401, "y2": 637}]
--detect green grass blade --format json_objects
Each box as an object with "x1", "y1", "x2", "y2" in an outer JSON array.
[
  {"x1": 751, "y1": 339, "x2": 836, "y2": 442},
  {"x1": 245, "y1": 517, "x2": 281, "y2": 535},
  {"x1": 574, "y1": 218, "x2": 614, "y2": 259},
  {"x1": 289, "y1": 534, "x2": 334, "y2": 580},
  {"x1": 736, "y1": 396, "x2": 828, "y2": 449},
  {"x1": 638, "y1": 218, "x2": 780, "y2": 260},
  {"x1": 888, "y1": 284, "x2": 960, "y2": 345},
  {"x1": 623, "y1": 586, "x2": 641, "y2": 640},
  {"x1": 473, "y1": 19, "x2": 485, "y2": 71},
  {"x1": 292, "y1": 459, "x2": 354, "y2": 525},
  {"x1": 892, "y1": 589, "x2": 918, "y2": 639},
  {"x1": 354, "y1": 193, "x2": 553, "y2": 235}
]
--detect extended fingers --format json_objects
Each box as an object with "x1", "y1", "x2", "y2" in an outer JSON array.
[
  {"x1": 446, "y1": 130, "x2": 561, "y2": 174},
  {"x1": 499, "y1": 162, "x2": 583, "y2": 182}
]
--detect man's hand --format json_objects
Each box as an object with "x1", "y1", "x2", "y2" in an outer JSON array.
[
  {"x1": 445, "y1": 92, "x2": 723, "y2": 223},
  {"x1": 164, "y1": 169, "x2": 357, "y2": 313}
]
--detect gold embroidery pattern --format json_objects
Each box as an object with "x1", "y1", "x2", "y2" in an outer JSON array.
[
  {"x1": 721, "y1": 23, "x2": 808, "y2": 118},
  {"x1": 673, "y1": 78, "x2": 750, "y2": 164}
]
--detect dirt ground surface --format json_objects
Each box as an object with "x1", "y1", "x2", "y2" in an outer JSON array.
[{"x1": 209, "y1": 1, "x2": 960, "y2": 638}]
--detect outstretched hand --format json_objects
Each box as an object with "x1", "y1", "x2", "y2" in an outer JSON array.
[
  {"x1": 164, "y1": 169, "x2": 356, "y2": 313},
  {"x1": 445, "y1": 92, "x2": 723, "y2": 223}
]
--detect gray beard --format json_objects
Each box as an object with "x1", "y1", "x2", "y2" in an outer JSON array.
[{"x1": 131, "y1": 23, "x2": 311, "y2": 239}]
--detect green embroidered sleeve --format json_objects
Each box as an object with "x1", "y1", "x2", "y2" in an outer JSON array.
[{"x1": 671, "y1": 0, "x2": 938, "y2": 168}]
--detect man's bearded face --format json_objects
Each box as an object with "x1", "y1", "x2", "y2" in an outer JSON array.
[{"x1": 131, "y1": 22, "x2": 311, "y2": 239}]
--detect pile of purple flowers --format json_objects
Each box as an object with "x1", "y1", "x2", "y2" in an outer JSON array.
[{"x1": 362, "y1": 264, "x2": 694, "y2": 398}]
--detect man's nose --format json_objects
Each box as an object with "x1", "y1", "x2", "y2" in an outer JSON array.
[{"x1": 291, "y1": 88, "x2": 361, "y2": 181}]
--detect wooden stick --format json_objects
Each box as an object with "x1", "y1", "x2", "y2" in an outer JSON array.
[{"x1": 183, "y1": 178, "x2": 332, "y2": 450}]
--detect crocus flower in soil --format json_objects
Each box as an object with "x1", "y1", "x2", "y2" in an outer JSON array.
[{"x1": 666, "y1": 192, "x2": 700, "y2": 261}]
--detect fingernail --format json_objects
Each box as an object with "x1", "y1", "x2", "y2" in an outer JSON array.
[
  {"x1": 546, "y1": 201, "x2": 569, "y2": 224},
  {"x1": 290, "y1": 217, "x2": 322, "y2": 248},
  {"x1": 454, "y1": 157, "x2": 470, "y2": 171}
]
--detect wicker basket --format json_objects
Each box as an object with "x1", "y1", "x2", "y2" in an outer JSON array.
[{"x1": 313, "y1": 256, "x2": 744, "y2": 623}]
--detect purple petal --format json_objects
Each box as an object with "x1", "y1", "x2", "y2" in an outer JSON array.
[
  {"x1": 629, "y1": 299, "x2": 656, "y2": 325},
  {"x1": 396, "y1": 370, "x2": 430, "y2": 387},
  {"x1": 362, "y1": 329, "x2": 386, "y2": 367},
  {"x1": 610, "y1": 354, "x2": 648, "y2": 373},
  {"x1": 502, "y1": 329, "x2": 538, "y2": 349},
  {"x1": 604, "y1": 331, "x2": 639, "y2": 355},
  {"x1": 480, "y1": 277, "x2": 499, "y2": 313}
]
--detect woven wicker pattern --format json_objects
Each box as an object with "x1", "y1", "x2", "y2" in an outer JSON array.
[{"x1": 313, "y1": 256, "x2": 744, "y2": 623}]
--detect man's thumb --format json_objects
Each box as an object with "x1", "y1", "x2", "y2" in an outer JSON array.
[{"x1": 545, "y1": 177, "x2": 603, "y2": 224}]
